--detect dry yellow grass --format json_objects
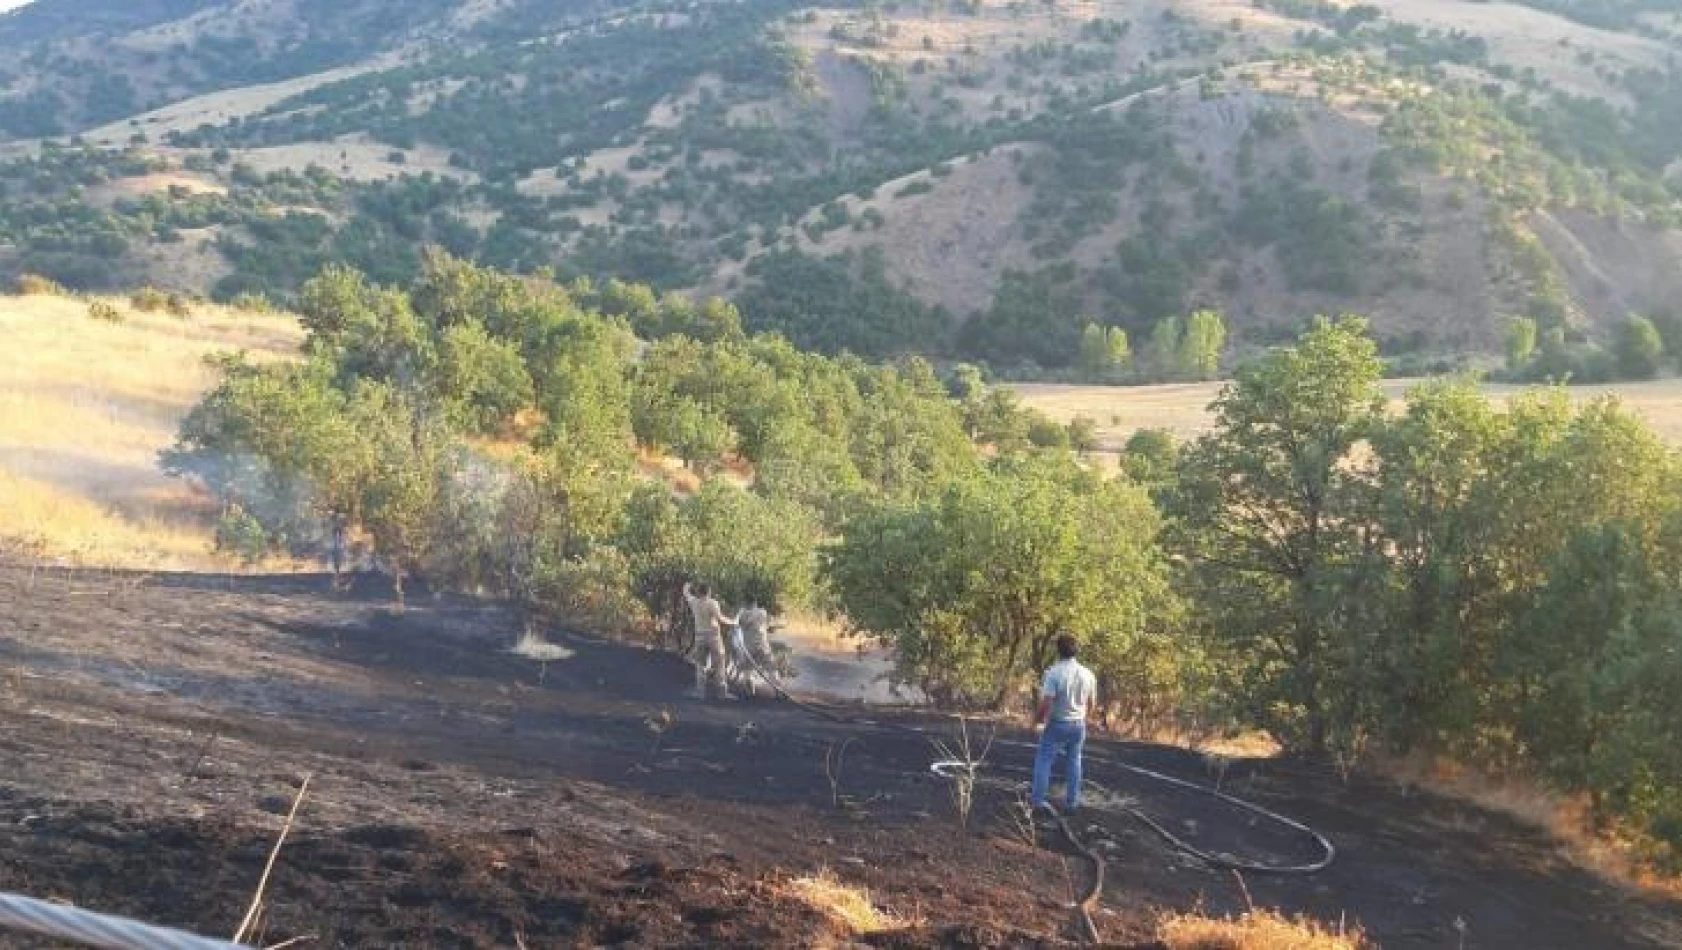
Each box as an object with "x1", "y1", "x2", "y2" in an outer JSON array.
[
  {"x1": 1379, "y1": 753, "x2": 1682, "y2": 901},
  {"x1": 0, "y1": 292, "x2": 302, "y2": 569},
  {"x1": 80, "y1": 62, "x2": 390, "y2": 146},
  {"x1": 1160, "y1": 908, "x2": 1370, "y2": 950},
  {"x1": 784, "y1": 870, "x2": 907, "y2": 934}
]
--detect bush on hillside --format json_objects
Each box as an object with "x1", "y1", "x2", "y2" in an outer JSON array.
[
  {"x1": 86, "y1": 300, "x2": 123, "y2": 323},
  {"x1": 130, "y1": 287, "x2": 169, "y2": 312},
  {"x1": 15, "y1": 273, "x2": 66, "y2": 296}
]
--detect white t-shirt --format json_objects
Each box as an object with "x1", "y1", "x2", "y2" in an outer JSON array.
[{"x1": 1041, "y1": 658, "x2": 1097, "y2": 723}]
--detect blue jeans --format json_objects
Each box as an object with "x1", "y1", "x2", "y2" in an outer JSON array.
[{"x1": 1031, "y1": 719, "x2": 1086, "y2": 811}]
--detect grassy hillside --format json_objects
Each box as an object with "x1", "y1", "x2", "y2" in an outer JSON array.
[
  {"x1": 2, "y1": 0, "x2": 1682, "y2": 369},
  {"x1": 0, "y1": 288, "x2": 300, "y2": 567}
]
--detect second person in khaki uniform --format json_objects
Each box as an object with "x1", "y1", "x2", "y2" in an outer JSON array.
[{"x1": 683, "y1": 581, "x2": 737, "y2": 699}]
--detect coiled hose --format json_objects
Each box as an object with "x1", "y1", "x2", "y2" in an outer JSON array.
[{"x1": 735, "y1": 651, "x2": 1335, "y2": 942}]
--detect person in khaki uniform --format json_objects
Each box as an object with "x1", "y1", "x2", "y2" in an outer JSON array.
[
  {"x1": 728, "y1": 599, "x2": 778, "y2": 697},
  {"x1": 683, "y1": 581, "x2": 737, "y2": 699}
]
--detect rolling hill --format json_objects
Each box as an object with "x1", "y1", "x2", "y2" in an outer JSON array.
[{"x1": 2, "y1": 0, "x2": 1682, "y2": 371}]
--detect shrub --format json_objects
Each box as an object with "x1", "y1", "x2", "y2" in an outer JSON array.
[
  {"x1": 529, "y1": 547, "x2": 647, "y2": 639},
  {"x1": 1026, "y1": 415, "x2": 1070, "y2": 449},
  {"x1": 214, "y1": 506, "x2": 268, "y2": 565},
  {"x1": 228, "y1": 292, "x2": 274, "y2": 313},
  {"x1": 87, "y1": 300, "x2": 123, "y2": 323},
  {"x1": 130, "y1": 287, "x2": 169, "y2": 312},
  {"x1": 15, "y1": 273, "x2": 66, "y2": 296},
  {"x1": 1615, "y1": 314, "x2": 1665, "y2": 380}
]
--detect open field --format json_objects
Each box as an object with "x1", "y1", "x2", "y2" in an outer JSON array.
[
  {"x1": 0, "y1": 293, "x2": 301, "y2": 569},
  {"x1": 2, "y1": 563, "x2": 1678, "y2": 948},
  {"x1": 80, "y1": 62, "x2": 392, "y2": 147},
  {"x1": 1017, "y1": 378, "x2": 1682, "y2": 453}
]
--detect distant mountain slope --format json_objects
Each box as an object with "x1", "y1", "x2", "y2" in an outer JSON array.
[
  {"x1": 0, "y1": 0, "x2": 211, "y2": 46},
  {"x1": 3, "y1": 0, "x2": 1682, "y2": 371},
  {"x1": 0, "y1": 0, "x2": 469, "y2": 136}
]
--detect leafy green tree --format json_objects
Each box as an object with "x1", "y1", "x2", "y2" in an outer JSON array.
[
  {"x1": 164, "y1": 355, "x2": 362, "y2": 552},
  {"x1": 849, "y1": 359, "x2": 978, "y2": 497},
  {"x1": 1106, "y1": 326, "x2": 1132, "y2": 371},
  {"x1": 1363, "y1": 379, "x2": 1516, "y2": 749},
  {"x1": 214, "y1": 505, "x2": 269, "y2": 566},
  {"x1": 963, "y1": 265, "x2": 1084, "y2": 368},
  {"x1": 436, "y1": 319, "x2": 534, "y2": 434},
  {"x1": 1026, "y1": 414, "x2": 1071, "y2": 450},
  {"x1": 1077, "y1": 322, "x2": 1134, "y2": 381},
  {"x1": 1078, "y1": 322, "x2": 1110, "y2": 379},
  {"x1": 1530, "y1": 325, "x2": 1574, "y2": 380},
  {"x1": 1121, "y1": 428, "x2": 1178, "y2": 485},
  {"x1": 1504, "y1": 315, "x2": 1538, "y2": 373},
  {"x1": 634, "y1": 388, "x2": 734, "y2": 471},
  {"x1": 967, "y1": 388, "x2": 1033, "y2": 452},
  {"x1": 1615, "y1": 314, "x2": 1665, "y2": 380},
  {"x1": 755, "y1": 420, "x2": 869, "y2": 525},
  {"x1": 1648, "y1": 310, "x2": 1682, "y2": 371},
  {"x1": 620, "y1": 479, "x2": 823, "y2": 635},
  {"x1": 1067, "y1": 416, "x2": 1100, "y2": 454},
  {"x1": 343, "y1": 381, "x2": 450, "y2": 606},
  {"x1": 1507, "y1": 526, "x2": 1676, "y2": 786},
  {"x1": 737, "y1": 248, "x2": 949, "y2": 358},
  {"x1": 1147, "y1": 315, "x2": 1182, "y2": 380},
  {"x1": 1172, "y1": 316, "x2": 1386, "y2": 751},
  {"x1": 298, "y1": 268, "x2": 436, "y2": 388},
  {"x1": 1178, "y1": 309, "x2": 1227, "y2": 380},
  {"x1": 826, "y1": 455, "x2": 1180, "y2": 711}
]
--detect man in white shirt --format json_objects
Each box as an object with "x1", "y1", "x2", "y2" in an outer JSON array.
[
  {"x1": 683, "y1": 581, "x2": 737, "y2": 699},
  {"x1": 1031, "y1": 635, "x2": 1098, "y2": 814}
]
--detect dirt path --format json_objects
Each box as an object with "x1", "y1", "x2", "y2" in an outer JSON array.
[{"x1": 1, "y1": 564, "x2": 1678, "y2": 948}]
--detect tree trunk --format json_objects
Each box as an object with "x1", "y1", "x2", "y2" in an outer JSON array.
[
  {"x1": 992, "y1": 627, "x2": 1026, "y2": 710},
  {"x1": 1307, "y1": 703, "x2": 1328, "y2": 755}
]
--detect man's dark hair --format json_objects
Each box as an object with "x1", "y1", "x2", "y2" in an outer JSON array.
[
  {"x1": 695, "y1": 582, "x2": 710, "y2": 597},
  {"x1": 1056, "y1": 635, "x2": 1078, "y2": 659}
]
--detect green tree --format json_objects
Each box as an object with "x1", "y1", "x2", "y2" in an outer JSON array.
[
  {"x1": 1148, "y1": 315, "x2": 1182, "y2": 380},
  {"x1": 1178, "y1": 309, "x2": 1227, "y2": 380},
  {"x1": 621, "y1": 479, "x2": 823, "y2": 634},
  {"x1": 1106, "y1": 326, "x2": 1132, "y2": 371},
  {"x1": 1172, "y1": 316, "x2": 1386, "y2": 751},
  {"x1": 1121, "y1": 427, "x2": 1178, "y2": 485},
  {"x1": 164, "y1": 355, "x2": 362, "y2": 552},
  {"x1": 343, "y1": 381, "x2": 450, "y2": 607},
  {"x1": 1363, "y1": 379, "x2": 1516, "y2": 749},
  {"x1": 1077, "y1": 322, "x2": 1134, "y2": 381},
  {"x1": 1504, "y1": 315, "x2": 1538, "y2": 373},
  {"x1": 1078, "y1": 322, "x2": 1110, "y2": 379},
  {"x1": 1067, "y1": 416, "x2": 1100, "y2": 454},
  {"x1": 850, "y1": 359, "x2": 978, "y2": 497},
  {"x1": 755, "y1": 420, "x2": 869, "y2": 525},
  {"x1": 1615, "y1": 314, "x2": 1665, "y2": 380},
  {"x1": 1026, "y1": 414, "x2": 1071, "y2": 449},
  {"x1": 634, "y1": 388, "x2": 735, "y2": 471},
  {"x1": 826, "y1": 456, "x2": 1180, "y2": 711},
  {"x1": 436, "y1": 319, "x2": 534, "y2": 434}
]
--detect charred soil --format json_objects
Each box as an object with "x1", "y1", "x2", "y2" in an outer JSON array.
[{"x1": 0, "y1": 564, "x2": 1678, "y2": 948}]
